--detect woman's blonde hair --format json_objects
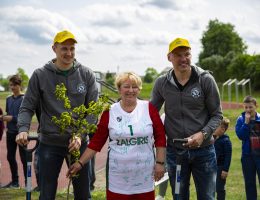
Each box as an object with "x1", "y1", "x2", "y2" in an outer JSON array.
[{"x1": 115, "y1": 72, "x2": 142, "y2": 90}]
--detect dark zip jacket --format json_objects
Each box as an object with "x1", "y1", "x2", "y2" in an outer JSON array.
[
  {"x1": 214, "y1": 134, "x2": 232, "y2": 172},
  {"x1": 151, "y1": 65, "x2": 223, "y2": 148},
  {"x1": 6, "y1": 94, "x2": 24, "y2": 134},
  {"x1": 18, "y1": 59, "x2": 98, "y2": 147}
]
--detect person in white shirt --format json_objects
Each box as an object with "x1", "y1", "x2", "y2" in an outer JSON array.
[{"x1": 67, "y1": 72, "x2": 166, "y2": 200}]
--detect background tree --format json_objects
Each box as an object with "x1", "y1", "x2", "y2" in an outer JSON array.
[
  {"x1": 143, "y1": 67, "x2": 158, "y2": 83},
  {"x1": 199, "y1": 19, "x2": 247, "y2": 60},
  {"x1": 247, "y1": 55, "x2": 260, "y2": 90},
  {"x1": 0, "y1": 74, "x2": 8, "y2": 91},
  {"x1": 227, "y1": 54, "x2": 253, "y2": 79},
  {"x1": 105, "y1": 71, "x2": 115, "y2": 86},
  {"x1": 198, "y1": 19, "x2": 247, "y2": 82},
  {"x1": 199, "y1": 55, "x2": 224, "y2": 82},
  {"x1": 228, "y1": 54, "x2": 260, "y2": 90},
  {"x1": 16, "y1": 67, "x2": 29, "y2": 90}
]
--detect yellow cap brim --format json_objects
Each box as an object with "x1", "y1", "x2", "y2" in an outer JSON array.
[
  {"x1": 168, "y1": 44, "x2": 190, "y2": 54},
  {"x1": 168, "y1": 38, "x2": 190, "y2": 54},
  {"x1": 53, "y1": 30, "x2": 77, "y2": 44},
  {"x1": 55, "y1": 37, "x2": 77, "y2": 44}
]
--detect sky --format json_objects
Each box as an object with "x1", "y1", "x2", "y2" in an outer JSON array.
[{"x1": 0, "y1": 0, "x2": 260, "y2": 78}]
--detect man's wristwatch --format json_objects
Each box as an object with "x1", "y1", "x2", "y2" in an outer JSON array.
[
  {"x1": 156, "y1": 161, "x2": 165, "y2": 165},
  {"x1": 201, "y1": 130, "x2": 209, "y2": 140}
]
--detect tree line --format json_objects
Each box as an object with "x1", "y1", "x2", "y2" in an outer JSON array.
[
  {"x1": 1, "y1": 19, "x2": 259, "y2": 91},
  {"x1": 198, "y1": 19, "x2": 260, "y2": 90},
  {"x1": 0, "y1": 68, "x2": 29, "y2": 91},
  {"x1": 143, "y1": 19, "x2": 260, "y2": 90}
]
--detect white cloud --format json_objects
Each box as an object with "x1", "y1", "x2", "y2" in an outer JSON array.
[
  {"x1": 0, "y1": 0, "x2": 259, "y2": 78},
  {"x1": 77, "y1": 3, "x2": 166, "y2": 28},
  {"x1": 0, "y1": 6, "x2": 86, "y2": 44},
  {"x1": 140, "y1": 0, "x2": 179, "y2": 9}
]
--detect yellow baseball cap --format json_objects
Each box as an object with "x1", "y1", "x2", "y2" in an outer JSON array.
[
  {"x1": 168, "y1": 38, "x2": 190, "y2": 54},
  {"x1": 53, "y1": 30, "x2": 77, "y2": 44}
]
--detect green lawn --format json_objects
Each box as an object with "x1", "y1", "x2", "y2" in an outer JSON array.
[
  {"x1": 153, "y1": 108, "x2": 258, "y2": 200},
  {"x1": 0, "y1": 92, "x2": 9, "y2": 109},
  {"x1": 0, "y1": 108, "x2": 259, "y2": 199},
  {"x1": 0, "y1": 188, "x2": 106, "y2": 199},
  {"x1": 1, "y1": 85, "x2": 260, "y2": 199}
]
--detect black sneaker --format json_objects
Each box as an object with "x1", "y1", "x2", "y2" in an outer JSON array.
[{"x1": 1, "y1": 181, "x2": 20, "y2": 189}]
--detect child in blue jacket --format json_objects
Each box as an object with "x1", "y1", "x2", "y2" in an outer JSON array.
[
  {"x1": 236, "y1": 95, "x2": 260, "y2": 200},
  {"x1": 214, "y1": 117, "x2": 232, "y2": 200}
]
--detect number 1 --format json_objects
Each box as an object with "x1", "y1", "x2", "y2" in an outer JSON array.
[{"x1": 128, "y1": 125, "x2": 133, "y2": 136}]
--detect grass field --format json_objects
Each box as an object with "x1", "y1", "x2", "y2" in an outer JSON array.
[
  {"x1": 0, "y1": 108, "x2": 256, "y2": 199},
  {"x1": 0, "y1": 85, "x2": 260, "y2": 199}
]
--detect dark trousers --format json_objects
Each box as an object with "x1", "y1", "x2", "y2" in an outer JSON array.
[
  {"x1": 216, "y1": 167, "x2": 226, "y2": 200},
  {"x1": 241, "y1": 154, "x2": 260, "y2": 200},
  {"x1": 6, "y1": 132, "x2": 27, "y2": 184},
  {"x1": 89, "y1": 156, "x2": 96, "y2": 190},
  {"x1": 38, "y1": 142, "x2": 91, "y2": 200},
  {"x1": 33, "y1": 148, "x2": 40, "y2": 187},
  {"x1": 167, "y1": 144, "x2": 217, "y2": 200}
]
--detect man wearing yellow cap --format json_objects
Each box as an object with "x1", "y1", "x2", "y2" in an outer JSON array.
[
  {"x1": 151, "y1": 38, "x2": 222, "y2": 200},
  {"x1": 16, "y1": 30, "x2": 98, "y2": 200}
]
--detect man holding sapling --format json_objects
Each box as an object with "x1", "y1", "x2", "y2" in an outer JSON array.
[{"x1": 16, "y1": 30, "x2": 98, "y2": 200}]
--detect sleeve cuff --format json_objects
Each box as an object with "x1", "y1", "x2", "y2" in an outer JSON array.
[{"x1": 18, "y1": 127, "x2": 29, "y2": 133}]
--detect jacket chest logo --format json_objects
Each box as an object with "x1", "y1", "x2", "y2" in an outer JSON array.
[
  {"x1": 77, "y1": 83, "x2": 86, "y2": 93},
  {"x1": 191, "y1": 87, "x2": 201, "y2": 98}
]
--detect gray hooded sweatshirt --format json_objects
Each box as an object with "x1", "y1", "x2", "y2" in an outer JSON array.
[
  {"x1": 18, "y1": 59, "x2": 98, "y2": 147},
  {"x1": 151, "y1": 65, "x2": 223, "y2": 148}
]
